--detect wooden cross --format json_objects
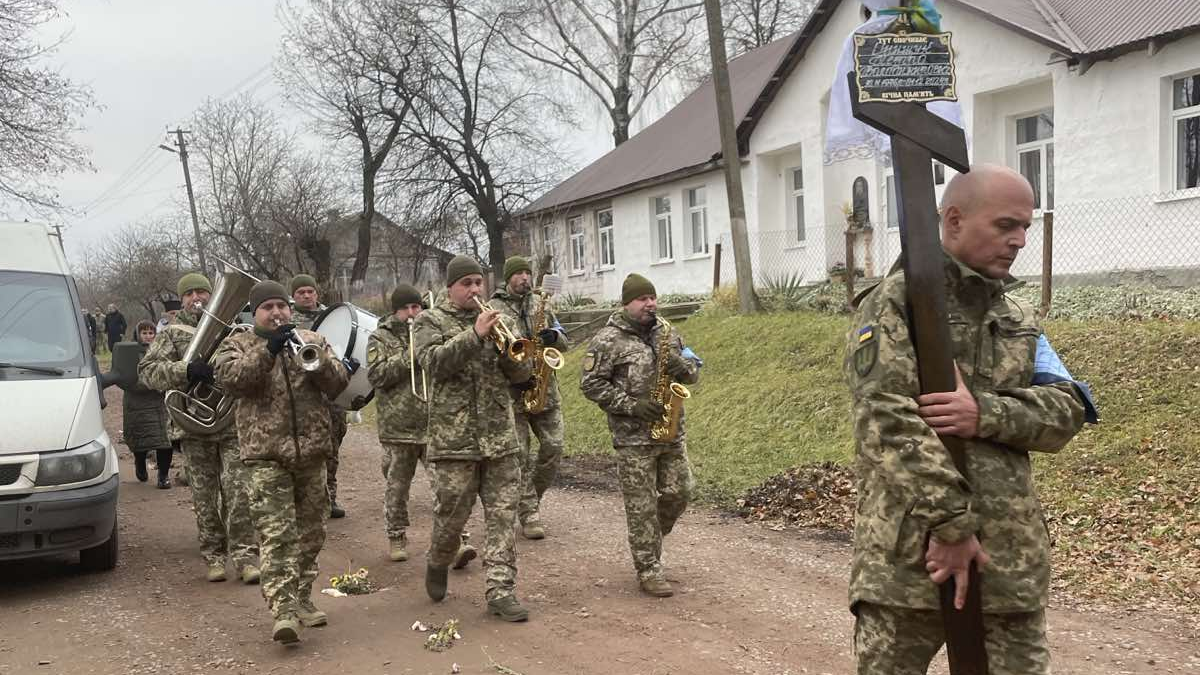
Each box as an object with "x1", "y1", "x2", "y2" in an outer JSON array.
[{"x1": 848, "y1": 72, "x2": 990, "y2": 675}]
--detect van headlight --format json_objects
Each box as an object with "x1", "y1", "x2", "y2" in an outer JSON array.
[{"x1": 36, "y1": 440, "x2": 107, "y2": 486}]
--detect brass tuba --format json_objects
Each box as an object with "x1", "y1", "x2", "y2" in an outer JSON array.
[
  {"x1": 648, "y1": 316, "x2": 691, "y2": 443},
  {"x1": 164, "y1": 265, "x2": 256, "y2": 436}
]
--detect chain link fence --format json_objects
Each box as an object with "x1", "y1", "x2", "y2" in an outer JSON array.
[{"x1": 716, "y1": 190, "x2": 1200, "y2": 300}]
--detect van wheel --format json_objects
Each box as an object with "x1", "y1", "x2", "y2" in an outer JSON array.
[{"x1": 80, "y1": 522, "x2": 118, "y2": 572}]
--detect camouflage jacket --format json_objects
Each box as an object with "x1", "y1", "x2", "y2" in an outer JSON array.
[
  {"x1": 366, "y1": 314, "x2": 428, "y2": 444},
  {"x1": 213, "y1": 328, "x2": 350, "y2": 467},
  {"x1": 490, "y1": 289, "x2": 570, "y2": 410},
  {"x1": 412, "y1": 298, "x2": 531, "y2": 461},
  {"x1": 137, "y1": 310, "x2": 237, "y2": 443},
  {"x1": 292, "y1": 303, "x2": 327, "y2": 330},
  {"x1": 580, "y1": 310, "x2": 700, "y2": 447},
  {"x1": 845, "y1": 251, "x2": 1087, "y2": 614}
]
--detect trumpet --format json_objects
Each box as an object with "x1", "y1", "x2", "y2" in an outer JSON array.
[
  {"x1": 471, "y1": 296, "x2": 532, "y2": 362},
  {"x1": 407, "y1": 316, "x2": 427, "y2": 401},
  {"x1": 274, "y1": 319, "x2": 322, "y2": 372}
]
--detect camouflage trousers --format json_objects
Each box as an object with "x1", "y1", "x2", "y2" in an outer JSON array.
[
  {"x1": 181, "y1": 436, "x2": 257, "y2": 569},
  {"x1": 513, "y1": 407, "x2": 564, "y2": 525},
  {"x1": 245, "y1": 459, "x2": 329, "y2": 620},
  {"x1": 381, "y1": 442, "x2": 429, "y2": 542},
  {"x1": 614, "y1": 443, "x2": 694, "y2": 582},
  {"x1": 327, "y1": 403, "x2": 347, "y2": 503},
  {"x1": 854, "y1": 602, "x2": 1049, "y2": 675},
  {"x1": 427, "y1": 454, "x2": 521, "y2": 601}
]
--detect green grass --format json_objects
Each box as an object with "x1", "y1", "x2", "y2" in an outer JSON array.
[
  {"x1": 558, "y1": 308, "x2": 1200, "y2": 607},
  {"x1": 560, "y1": 309, "x2": 855, "y2": 502}
]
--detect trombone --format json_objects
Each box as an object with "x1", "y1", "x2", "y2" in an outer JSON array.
[
  {"x1": 471, "y1": 296, "x2": 532, "y2": 362},
  {"x1": 407, "y1": 316, "x2": 427, "y2": 401}
]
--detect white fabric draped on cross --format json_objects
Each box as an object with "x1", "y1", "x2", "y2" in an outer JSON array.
[{"x1": 823, "y1": 0, "x2": 965, "y2": 166}]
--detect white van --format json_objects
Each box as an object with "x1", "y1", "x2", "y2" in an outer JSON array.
[{"x1": 0, "y1": 222, "x2": 119, "y2": 571}]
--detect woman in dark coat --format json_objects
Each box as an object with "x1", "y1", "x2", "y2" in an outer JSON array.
[{"x1": 102, "y1": 320, "x2": 174, "y2": 488}]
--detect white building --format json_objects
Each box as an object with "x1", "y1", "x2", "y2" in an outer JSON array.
[{"x1": 512, "y1": 0, "x2": 1200, "y2": 299}]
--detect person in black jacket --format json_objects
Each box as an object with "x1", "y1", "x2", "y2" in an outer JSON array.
[
  {"x1": 82, "y1": 308, "x2": 98, "y2": 354},
  {"x1": 104, "y1": 303, "x2": 128, "y2": 353},
  {"x1": 102, "y1": 320, "x2": 174, "y2": 488}
]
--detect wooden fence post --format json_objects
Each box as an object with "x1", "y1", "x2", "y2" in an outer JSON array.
[
  {"x1": 1041, "y1": 211, "x2": 1053, "y2": 319},
  {"x1": 712, "y1": 241, "x2": 722, "y2": 290}
]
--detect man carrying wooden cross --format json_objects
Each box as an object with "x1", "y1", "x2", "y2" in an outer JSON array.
[{"x1": 845, "y1": 164, "x2": 1097, "y2": 674}]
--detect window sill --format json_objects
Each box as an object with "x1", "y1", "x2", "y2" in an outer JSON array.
[
  {"x1": 784, "y1": 243, "x2": 807, "y2": 251},
  {"x1": 568, "y1": 270, "x2": 586, "y2": 278},
  {"x1": 596, "y1": 265, "x2": 616, "y2": 273},
  {"x1": 1153, "y1": 188, "x2": 1200, "y2": 204},
  {"x1": 684, "y1": 252, "x2": 712, "y2": 261},
  {"x1": 651, "y1": 259, "x2": 675, "y2": 267}
]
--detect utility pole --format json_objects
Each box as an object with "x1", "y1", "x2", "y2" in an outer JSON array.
[
  {"x1": 703, "y1": 0, "x2": 760, "y2": 313},
  {"x1": 51, "y1": 224, "x2": 66, "y2": 255},
  {"x1": 160, "y1": 129, "x2": 207, "y2": 276}
]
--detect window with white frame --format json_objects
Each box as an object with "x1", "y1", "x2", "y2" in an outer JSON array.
[
  {"x1": 541, "y1": 222, "x2": 558, "y2": 273},
  {"x1": 568, "y1": 216, "x2": 585, "y2": 273},
  {"x1": 786, "y1": 167, "x2": 806, "y2": 242},
  {"x1": 652, "y1": 195, "x2": 674, "y2": 261},
  {"x1": 1015, "y1": 111, "x2": 1054, "y2": 210},
  {"x1": 1173, "y1": 73, "x2": 1200, "y2": 190},
  {"x1": 885, "y1": 170, "x2": 898, "y2": 229},
  {"x1": 686, "y1": 187, "x2": 709, "y2": 255},
  {"x1": 596, "y1": 209, "x2": 615, "y2": 268}
]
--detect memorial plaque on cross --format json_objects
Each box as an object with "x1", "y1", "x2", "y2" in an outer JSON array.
[{"x1": 847, "y1": 16, "x2": 989, "y2": 675}]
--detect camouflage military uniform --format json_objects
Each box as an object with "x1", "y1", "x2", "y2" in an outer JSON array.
[
  {"x1": 412, "y1": 298, "x2": 531, "y2": 601},
  {"x1": 213, "y1": 327, "x2": 350, "y2": 621},
  {"x1": 294, "y1": 303, "x2": 347, "y2": 507},
  {"x1": 580, "y1": 311, "x2": 700, "y2": 583},
  {"x1": 366, "y1": 314, "x2": 430, "y2": 544},
  {"x1": 138, "y1": 311, "x2": 258, "y2": 573},
  {"x1": 846, "y1": 252, "x2": 1088, "y2": 675},
  {"x1": 490, "y1": 288, "x2": 569, "y2": 526}
]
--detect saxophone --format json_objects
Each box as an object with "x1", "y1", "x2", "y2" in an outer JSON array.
[
  {"x1": 522, "y1": 290, "x2": 564, "y2": 414},
  {"x1": 648, "y1": 317, "x2": 692, "y2": 442}
]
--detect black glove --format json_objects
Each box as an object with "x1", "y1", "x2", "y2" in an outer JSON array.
[
  {"x1": 186, "y1": 361, "x2": 214, "y2": 385},
  {"x1": 266, "y1": 324, "x2": 296, "y2": 356},
  {"x1": 631, "y1": 398, "x2": 666, "y2": 422},
  {"x1": 537, "y1": 328, "x2": 560, "y2": 346},
  {"x1": 342, "y1": 356, "x2": 360, "y2": 375}
]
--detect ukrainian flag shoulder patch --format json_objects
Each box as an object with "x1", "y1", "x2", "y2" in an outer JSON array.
[{"x1": 857, "y1": 325, "x2": 875, "y2": 343}]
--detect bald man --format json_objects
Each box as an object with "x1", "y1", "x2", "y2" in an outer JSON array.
[{"x1": 844, "y1": 164, "x2": 1096, "y2": 675}]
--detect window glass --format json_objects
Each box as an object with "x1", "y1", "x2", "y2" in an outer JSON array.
[
  {"x1": 0, "y1": 272, "x2": 87, "y2": 379},
  {"x1": 1019, "y1": 149, "x2": 1043, "y2": 210},
  {"x1": 1016, "y1": 112, "x2": 1054, "y2": 143},
  {"x1": 1173, "y1": 74, "x2": 1200, "y2": 110},
  {"x1": 1178, "y1": 116, "x2": 1200, "y2": 189}
]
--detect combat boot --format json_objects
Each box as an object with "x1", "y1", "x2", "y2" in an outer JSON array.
[
  {"x1": 487, "y1": 595, "x2": 529, "y2": 622},
  {"x1": 426, "y1": 564, "x2": 449, "y2": 602},
  {"x1": 389, "y1": 534, "x2": 408, "y2": 562},
  {"x1": 329, "y1": 501, "x2": 346, "y2": 519},
  {"x1": 206, "y1": 562, "x2": 227, "y2": 582},
  {"x1": 297, "y1": 599, "x2": 327, "y2": 627},
  {"x1": 272, "y1": 616, "x2": 301, "y2": 644},
  {"x1": 451, "y1": 543, "x2": 477, "y2": 570},
  {"x1": 521, "y1": 520, "x2": 546, "y2": 540},
  {"x1": 640, "y1": 577, "x2": 674, "y2": 598},
  {"x1": 240, "y1": 564, "x2": 261, "y2": 585}
]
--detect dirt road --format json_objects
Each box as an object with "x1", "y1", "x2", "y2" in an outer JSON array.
[{"x1": 1, "y1": 398, "x2": 1196, "y2": 675}]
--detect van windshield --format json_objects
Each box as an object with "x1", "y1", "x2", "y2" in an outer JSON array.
[{"x1": 0, "y1": 271, "x2": 88, "y2": 379}]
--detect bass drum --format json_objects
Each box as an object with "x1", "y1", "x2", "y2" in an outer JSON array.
[{"x1": 312, "y1": 303, "x2": 379, "y2": 410}]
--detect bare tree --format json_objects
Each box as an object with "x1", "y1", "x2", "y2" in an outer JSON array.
[
  {"x1": 499, "y1": 0, "x2": 703, "y2": 146},
  {"x1": 0, "y1": 0, "x2": 96, "y2": 213},
  {"x1": 388, "y1": 0, "x2": 567, "y2": 274},
  {"x1": 267, "y1": 153, "x2": 349, "y2": 289},
  {"x1": 723, "y1": 0, "x2": 814, "y2": 54},
  {"x1": 91, "y1": 221, "x2": 197, "y2": 320},
  {"x1": 189, "y1": 94, "x2": 294, "y2": 280},
  {"x1": 279, "y1": 0, "x2": 423, "y2": 288}
]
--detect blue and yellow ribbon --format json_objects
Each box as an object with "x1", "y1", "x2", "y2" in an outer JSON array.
[{"x1": 878, "y1": 0, "x2": 943, "y2": 34}]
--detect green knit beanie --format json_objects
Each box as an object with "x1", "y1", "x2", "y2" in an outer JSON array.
[
  {"x1": 503, "y1": 255, "x2": 532, "y2": 283},
  {"x1": 445, "y1": 255, "x2": 484, "y2": 287},
  {"x1": 177, "y1": 272, "x2": 212, "y2": 298},
  {"x1": 391, "y1": 283, "x2": 423, "y2": 311},
  {"x1": 249, "y1": 280, "x2": 289, "y2": 312},
  {"x1": 621, "y1": 273, "x2": 657, "y2": 305},
  {"x1": 290, "y1": 274, "x2": 318, "y2": 296}
]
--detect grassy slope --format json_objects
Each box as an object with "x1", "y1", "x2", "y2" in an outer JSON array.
[{"x1": 559, "y1": 309, "x2": 1200, "y2": 605}]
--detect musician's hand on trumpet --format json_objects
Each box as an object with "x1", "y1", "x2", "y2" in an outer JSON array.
[
  {"x1": 473, "y1": 301, "x2": 502, "y2": 340},
  {"x1": 266, "y1": 322, "x2": 296, "y2": 356}
]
